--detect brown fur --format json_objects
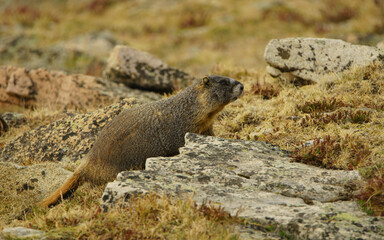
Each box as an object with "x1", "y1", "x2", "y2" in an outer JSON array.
[{"x1": 39, "y1": 75, "x2": 243, "y2": 207}]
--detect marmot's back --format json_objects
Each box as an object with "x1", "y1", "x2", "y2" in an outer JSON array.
[{"x1": 85, "y1": 102, "x2": 189, "y2": 183}]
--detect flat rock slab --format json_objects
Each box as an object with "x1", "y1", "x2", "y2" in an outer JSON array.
[
  {"x1": 104, "y1": 45, "x2": 193, "y2": 93},
  {"x1": 102, "y1": 133, "x2": 384, "y2": 239},
  {"x1": 264, "y1": 38, "x2": 384, "y2": 83},
  {"x1": 0, "y1": 99, "x2": 137, "y2": 164}
]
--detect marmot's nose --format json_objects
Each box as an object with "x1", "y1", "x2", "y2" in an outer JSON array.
[{"x1": 236, "y1": 82, "x2": 244, "y2": 92}]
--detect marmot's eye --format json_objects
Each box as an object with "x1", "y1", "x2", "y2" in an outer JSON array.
[{"x1": 220, "y1": 80, "x2": 229, "y2": 86}]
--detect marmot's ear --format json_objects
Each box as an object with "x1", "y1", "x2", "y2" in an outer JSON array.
[{"x1": 202, "y1": 76, "x2": 210, "y2": 86}]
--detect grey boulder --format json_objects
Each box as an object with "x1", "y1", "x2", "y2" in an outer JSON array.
[
  {"x1": 264, "y1": 38, "x2": 384, "y2": 84},
  {"x1": 104, "y1": 45, "x2": 192, "y2": 93}
]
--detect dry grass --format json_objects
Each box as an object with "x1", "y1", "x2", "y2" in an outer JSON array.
[{"x1": 3, "y1": 184, "x2": 241, "y2": 239}]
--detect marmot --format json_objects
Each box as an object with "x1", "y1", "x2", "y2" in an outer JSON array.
[{"x1": 40, "y1": 75, "x2": 243, "y2": 207}]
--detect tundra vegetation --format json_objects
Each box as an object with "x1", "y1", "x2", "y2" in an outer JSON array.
[{"x1": 1, "y1": 0, "x2": 384, "y2": 238}]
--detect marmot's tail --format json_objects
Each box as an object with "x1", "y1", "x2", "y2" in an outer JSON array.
[{"x1": 38, "y1": 163, "x2": 86, "y2": 207}]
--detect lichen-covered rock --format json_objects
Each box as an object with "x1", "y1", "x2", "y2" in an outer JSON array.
[
  {"x1": 0, "y1": 99, "x2": 137, "y2": 164},
  {"x1": 0, "y1": 112, "x2": 27, "y2": 128},
  {"x1": 264, "y1": 38, "x2": 384, "y2": 84},
  {"x1": 0, "y1": 66, "x2": 161, "y2": 109},
  {"x1": 102, "y1": 133, "x2": 384, "y2": 240},
  {"x1": 1, "y1": 227, "x2": 46, "y2": 239},
  {"x1": 104, "y1": 45, "x2": 193, "y2": 93}
]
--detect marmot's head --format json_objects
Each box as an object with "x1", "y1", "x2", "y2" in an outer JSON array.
[{"x1": 200, "y1": 75, "x2": 244, "y2": 106}]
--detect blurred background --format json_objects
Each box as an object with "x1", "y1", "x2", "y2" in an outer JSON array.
[{"x1": 1, "y1": 0, "x2": 384, "y2": 77}]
